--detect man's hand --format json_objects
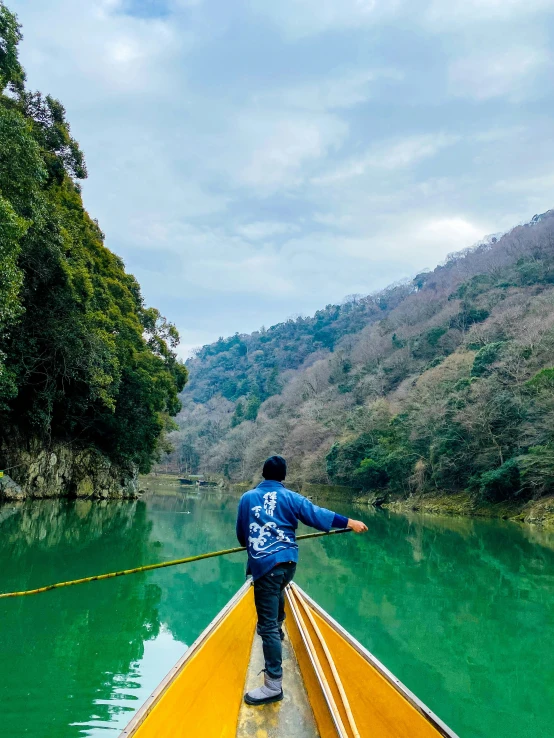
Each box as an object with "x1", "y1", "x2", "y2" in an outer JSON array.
[{"x1": 347, "y1": 519, "x2": 368, "y2": 533}]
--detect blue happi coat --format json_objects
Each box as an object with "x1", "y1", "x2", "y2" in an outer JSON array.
[{"x1": 235, "y1": 479, "x2": 347, "y2": 580}]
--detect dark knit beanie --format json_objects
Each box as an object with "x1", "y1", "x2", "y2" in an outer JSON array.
[{"x1": 262, "y1": 455, "x2": 287, "y2": 481}]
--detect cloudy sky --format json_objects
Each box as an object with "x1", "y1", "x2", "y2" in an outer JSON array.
[{"x1": 9, "y1": 0, "x2": 554, "y2": 355}]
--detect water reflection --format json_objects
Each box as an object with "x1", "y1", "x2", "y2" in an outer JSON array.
[
  {"x1": 0, "y1": 500, "x2": 163, "y2": 737},
  {"x1": 0, "y1": 490, "x2": 553, "y2": 738},
  {"x1": 295, "y1": 510, "x2": 554, "y2": 738}
]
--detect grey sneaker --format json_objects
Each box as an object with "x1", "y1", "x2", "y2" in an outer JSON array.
[{"x1": 244, "y1": 674, "x2": 283, "y2": 706}]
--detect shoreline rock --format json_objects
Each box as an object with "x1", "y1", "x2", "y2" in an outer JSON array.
[
  {"x1": 381, "y1": 492, "x2": 554, "y2": 527},
  {"x1": 0, "y1": 441, "x2": 139, "y2": 501},
  {"x1": 0, "y1": 474, "x2": 24, "y2": 501}
]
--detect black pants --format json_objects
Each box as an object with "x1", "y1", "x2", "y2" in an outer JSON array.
[{"x1": 253, "y1": 562, "x2": 297, "y2": 680}]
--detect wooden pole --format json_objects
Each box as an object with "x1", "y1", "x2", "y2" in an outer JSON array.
[{"x1": 0, "y1": 528, "x2": 351, "y2": 599}]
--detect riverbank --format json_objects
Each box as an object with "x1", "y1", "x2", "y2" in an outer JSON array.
[
  {"x1": 145, "y1": 475, "x2": 554, "y2": 527},
  {"x1": 381, "y1": 492, "x2": 554, "y2": 527},
  {"x1": 225, "y1": 480, "x2": 360, "y2": 500}
]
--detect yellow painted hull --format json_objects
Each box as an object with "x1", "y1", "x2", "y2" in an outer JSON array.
[{"x1": 120, "y1": 581, "x2": 458, "y2": 738}]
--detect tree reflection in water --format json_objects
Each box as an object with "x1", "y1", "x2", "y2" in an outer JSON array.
[{"x1": 0, "y1": 499, "x2": 162, "y2": 738}]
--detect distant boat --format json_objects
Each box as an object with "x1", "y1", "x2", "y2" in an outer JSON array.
[
  {"x1": 178, "y1": 477, "x2": 217, "y2": 487},
  {"x1": 120, "y1": 581, "x2": 458, "y2": 738}
]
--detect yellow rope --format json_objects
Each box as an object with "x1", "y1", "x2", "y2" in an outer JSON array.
[{"x1": 0, "y1": 528, "x2": 351, "y2": 599}]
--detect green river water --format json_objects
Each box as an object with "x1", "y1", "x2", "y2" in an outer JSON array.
[{"x1": 0, "y1": 483, "x2": 553, "y2": 738}]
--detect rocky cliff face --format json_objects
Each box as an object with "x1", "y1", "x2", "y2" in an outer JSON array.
[{"x1": 0, "y1": 441, "x2": 139, "y2": 501}]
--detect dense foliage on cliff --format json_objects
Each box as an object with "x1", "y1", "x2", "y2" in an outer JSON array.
[
  {"x1": 188, "y1": 297, "x2": 392, "y2": 405},
  {"x1": 173, "y1": 211, "x2": 554, "y2": 503},
  {"x1": 0, "y1": 3, "x2": 187, "y2": 473}
]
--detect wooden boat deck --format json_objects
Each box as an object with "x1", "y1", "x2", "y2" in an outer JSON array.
[
  {"x1": 237, "y1": 628, "x2": 319, "y2": 738},
  {"x1": 120, "y1": 580, "x2": 459, "y2": 738}
]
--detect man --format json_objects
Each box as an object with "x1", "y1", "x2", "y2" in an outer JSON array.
[{"x1": 236, "y1": 454, "x2": 368, "y2": 706}]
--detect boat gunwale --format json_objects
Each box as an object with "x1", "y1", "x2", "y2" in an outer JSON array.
[
  {"x1": 293, "y1": 586, "x2": 361, "y2": 738},
  {"x1": 286, "y1": 585, "x2": 350, "y2": 738},
  {"x1": 119, "y1": 579, "x2": 253, "y2": 737},
  {"x1": 290, "y1": 582, "x2": 460, "y2": 738}
]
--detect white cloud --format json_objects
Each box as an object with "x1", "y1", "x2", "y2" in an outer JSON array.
[
  {"x1": 472, "y1": 126, "x2": 526, "y2": 143},
  {"x1": 255, "y1": 68, "x2": 403, "y2": 113},
  {"x1": 251, "y1": 0, "x2": 403, "y2": 38},
  {"x1": 171, "y1": 0, "x2": 204, "y2": 7},
  {"x1": 493, "y1": 173, "x2": 554, "y2": 215},
  {"x1": 495, "y1": 173, "x2": 554, "y2": 193},
  {"x1": 235, "y1": 112, "x2": 348, "y2": 191},
  {"x1": 331, "y1": 215, "x2": 489, "y2": 269},
  {"x1": 245, "y1": 213, "x2": 492, "y2": 302},
  {"x1": 449, "y1": 47, "x2": 550, "y2": 101},
  {"x1": 369, "y1": 134, "x2": 459, "y2": 169},
  {"x1": 313, "y1": 134, "x2": 459, "y2": 185},
  {"x1": 109, "y1": 38, "x2": 142, "y2": 64},
  {"x1": 415, "y1": 217, "x2": 486, "y2": 252},
  {"x1": 236, "y1": 222, "x2": 298, "y2": 241},
  {"x1": 225, "y1": 68, "x2": 403, "y2": 193},
  {"x1": 192, "y1": 254, "x2": 294, "y2": 296},
  {"x1": 127, "y1": 219, "x2": 296, "y2": 297},
  {"x1": 426, "y1": 0, "x2": 554, "y2": 27},
  {"x1": 13, "y1": 1, "x2": 186, "y2": 99},
  {"x1": 123, "y1": 200, "x2": 490, "y2": 319}
]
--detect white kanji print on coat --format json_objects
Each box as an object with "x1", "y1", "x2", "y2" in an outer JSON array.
[
  {"x1": 248, "y1": 521, "x2": 291, "y2": 558},
  {"x1": 263, "y1": 491, "x2": 277, "y2": 516}
]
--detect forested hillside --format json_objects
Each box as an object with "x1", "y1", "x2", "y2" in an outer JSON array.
[
  {"x1": 173, "y1": 211, "x2": 554, "y2": 505},
  {"x1": 0, "y1": 3, "x2": 187, "y2": 493}
]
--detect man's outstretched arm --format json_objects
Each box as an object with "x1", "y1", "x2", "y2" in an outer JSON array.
[{"x1": 294, "y1": 495, "x2": 368, "y2": 534}]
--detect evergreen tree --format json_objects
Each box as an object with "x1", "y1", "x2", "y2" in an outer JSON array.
[{"x1": 0, "y1": 2, "x2": 187, "y2": 473}]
